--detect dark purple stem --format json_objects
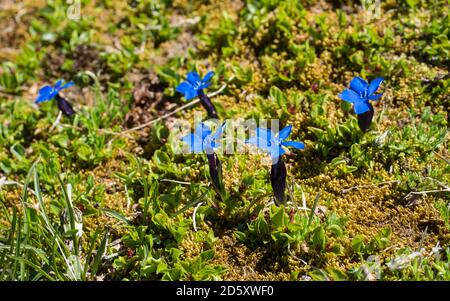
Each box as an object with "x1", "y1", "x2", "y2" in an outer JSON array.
[
  {"x1": 55, "y1": 94, "x2": 76, "y2": 117},
  {"x1": 270, "y1": 158, "x2": 287, "y2": 205},
  {"x1": 357, "y1": 103, "x2": 374, "y2": 132},
  {"x1": 206, "y1": 152, "x2": 225, "y2": 198},
  {"x1": 198, "y1": 89, "x2": 218, "y2": 119}
]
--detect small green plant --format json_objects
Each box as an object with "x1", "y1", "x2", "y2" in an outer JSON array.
[
  {"x1": 0, "y1": 0, "x2": 448, "y2": 282},
  {"x1": 351, "y1": 228, "x2": 392, "y2": 257},
  {"x1": 0, "y1": 63, "x2": 26, "y2": 94}
]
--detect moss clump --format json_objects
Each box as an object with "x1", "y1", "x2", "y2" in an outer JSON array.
[{"x1": 0, "y1": 0, "x2": 448, "y2": 281}]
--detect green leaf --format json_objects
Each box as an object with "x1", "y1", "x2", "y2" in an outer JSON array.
[
  {"x1": 231, "y1": 63, "x2": 252, "y2": 83},
  {"x1": 308, "y1": 127, "x2": 325, "y2": 139},
  {"x1": 10, "y1": 144, "x2": 25, "y2": 160},
  {"x1": 200, "y1": 250, "x2": 215, "y2": 262},
  {"x1": 307, "y1": 192, "x2": 321, "y2": 229},
  {"x1": 153, "y1": 212, "x2": 169, "y2": 228},
  {"x1": 75, "y1": 143, "x2": 92, "y2": 161},
  {"x1": 350, "y1": 144, "x2": 362, "y2": 159},
  {"x1": 153, "y1": 150, "x2": 171, "y2": 169},
  {"x1": 50, "y1": 134, "x2": 70, "y2": 149},
  {"x1": 252, "y1": 215, "x2": 270, "y2": 237},
  {"x1": 156, "y1": 260, "x2": 168, "y2": 274},
  {"x1": 312, "y1": 226, "x2": 326, "y2": 251},
  {"x1": 170, "y1": 248, "x2": 182, "y2": 261},
  {"x1": 91, "y1": 231, "x2": 108, "y2": 276},
  {"x1": 327, "y1": 224, "x2": 343, "y2": 237},
  {"x1": 326, "y1": 267, "x2": 348, "y2": 280},
  {"x1": 343, "y1": 165, "x2": 358, "y2": 173},
  {"x1": 269, "y1": 86, "x2": 287, "y2": 107},
  {"x1": 234, "y1": 231, "x2": 247, "y2": 243},
  {"x1": 101, "y1": 208, "x2": 130, "y2": 225},
  {"x1": 405, "y1": 0, "x2": 418, "y2": 8},
  {"x1": 351, "y1": 235, "x2": 366, "y2": 254},
  {"x1": 371, "y1": 227, "x2": 391, "y2": 250},
  {"x1": 270, "y1": 206, "x2": 288, "y2": 228},
  {"x1": 309, "y1": 269, "x2": 329, "y2": 281},
  {"x1": 330, "y1": 243, "x2": 344, "y2": 255}
]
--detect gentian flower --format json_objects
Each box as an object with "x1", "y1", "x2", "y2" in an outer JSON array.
[
  {"x1": 339, "y1": 77, "x2": 384, "y2": 114},
  {"x1": 176, "y1": 71, "x2": 218, "y2": 118},
  {"x1": 176, "y1": 71, "x2": 214, "y2": 100},
  {"x1": 247, "y1": 125, "x2": 305, "y2": 204},
  {"x1": 339, "y1": 77, "x2": 384, "y2": 132},
  {"x1": 181, "y1": 122, "x2": 224, "y2": 155},
  {"x1": 35, "y1": 80, "x2": 74, "y2": 103},
  {"x1": 247, "y1": 125, "x2": 305, "y2": 162},
  {"x1": 35, "y1": 79, "x2": 76, "y2": 116},
  {"x1": 182, "y1": 122, "x2": 225, "y2": 198}
]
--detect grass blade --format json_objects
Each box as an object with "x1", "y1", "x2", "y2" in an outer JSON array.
[
  {"x1": 101, "y1": 208, "x2": 130, "y2": 225},
  {"x1": 307, "y1": 192, "x2": 321, "y2": 229},
  {"x1": 91, "y1": 230, "x2": 108, "y2": 277},
  {"x1": 57, "y1": 175, "x2": 79, "y2": 256}
]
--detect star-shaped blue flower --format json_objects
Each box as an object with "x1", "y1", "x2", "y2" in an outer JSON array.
[
  {"x1": 35, "y1": 79, "x2": 75, "y2": 104},
  {"x1": 176, "y1": 71, "x2": 214, "y2": 100},
  {"x1": 182, "y1": 122, "x2": 224, "y2": 154},
  {"x1": 247, "y1": 125, "x2": 305, "y2": 162},
  {"x1": 339, "y1": 77, "x2": 384, "y2": 114}
]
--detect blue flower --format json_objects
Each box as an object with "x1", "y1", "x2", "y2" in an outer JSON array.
[
  {"x1": 35, "y1": 79, "x2": 75, "y2": 104},
  {"x1": 339, "y1": 77, "x2": 384, "y2": 114},
  {"x1": 182, "y1": 122, "x2": 224, "y2": 154},
  {"x1": 176, "y1": 71, "x2": 214, "y2": 100},
  {"x1": 247, "y1": 125, "x2": 305, "y2": 162}
]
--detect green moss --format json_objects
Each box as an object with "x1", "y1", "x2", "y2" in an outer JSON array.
[{"x1": 0, "y1": 0, "x2": 448, "y2": 281}]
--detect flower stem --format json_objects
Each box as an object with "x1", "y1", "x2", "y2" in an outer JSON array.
[
  {"x1": 270, "y1": 158, "x2": 287, "y2": 205},
  {"x1": 198, "y1": 89, "x2": 218, "y2": 119},
  {"x1": 120, "y1": 76, "x2": 234, "y2": 134},
  {"x1": 206, "y1": 152, "x2": 225, "y2": 199},
  {"x1": 357, "y1": 103, "x2": 374, "y2": 132},
  {"x1": 55, "y1": 94, "x2": 75, "y2": 117}
]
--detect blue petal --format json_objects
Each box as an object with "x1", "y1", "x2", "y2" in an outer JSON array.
[
  {"x1": 186, "y1": 72, "x2": 201, "y2": 86},
  {"x1": 185, "y1": 88, "x2": 198, "y2": 100},
  {"x1": 349, "y1": 77, "x2": 368, "y2": 94},
  {"x1": 182, "y1": 133, "x2": 204, "y2": 153},
  {"x1": 38, "y1": 85, "x2": 53, "y2": 94},
  {"x1": 211, "y1": 141, "x2": 221, "y2": 149},
  {"x1": 368, "y1": 77, "x2": 384, "y2": 96},
  {"x1": 203, "y1": 123, "x2": 224, "y2": 153},
  {"x1": 256, "y1": 128, "x2": 273, "y2": 142},
  {"x1": 195, "y1": 123, "x2": 212, "y2": 141},
  {"x1": 278, "y1": 125, "x2": 292, "y2": 141},
  {"x1": 35, "y1": 95, "x2": 50, "y2": 104},
  {"x1": 212, "y1": 122, "x2": 225, "y2": 141},
  {"x1": 176, "y1": 82, "x2": 198, "y2": 100},
  {"x1": 35, "y1": 86, "x2": 54, "y2": 103},
  {"x1": 176, "y1": 82, "x2": 192, "y2": 93},
  {"x1": 353, "y1": 100, "x2": 371, "y2": 115},
  {"x1": 61, "y1": 81, "x2": 75, "y2": 90},
  {"x1": 204, "y1": 137, "x2": 220, "y2": 154},
  {"x1": 54, "y1": 80, "x2": 63, "y2": 90},
  {"x1": 339, "y1": 89, "x2": 361, "y2": 104},
  {"x1": 202, "y1": 71, "x2": 214, "y2": 83},
  {"x1": 368, "y1": 93, "x2": 383, "y2": 101},
  {"x1": 198, "y1": 82, "x2": 212, "y2": 90},
  {"x1": 270, "y1": 146, "x2": 285, "y2": 161},
  {"x1": 282, "y1": 141, "x2": 305, "y2": 150},
  {"x1": 247, "y1": 128, "x2": 275, "y2": 152}
]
